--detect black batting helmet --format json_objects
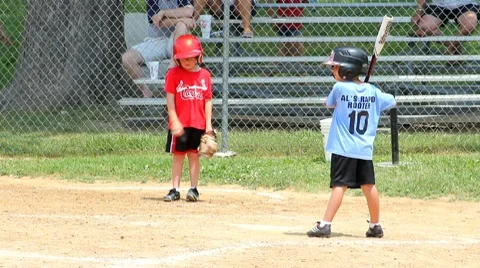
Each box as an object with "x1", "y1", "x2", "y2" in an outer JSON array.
[{"x1": 323, "y1": 46, "x2": 369, "y2": 81}]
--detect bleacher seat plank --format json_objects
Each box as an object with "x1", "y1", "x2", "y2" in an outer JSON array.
[
  {"x1": 229, "y1": 16, "x2": 412, "y2": 24},
  {"x1": 134, "y1": 75, "x2": 480, "y2": 85},
  {"x1": 200, "y1": 35, "x2": 480, "y2": 43},
  {"x1": 196, "y1": 55, "x2": 480, "y2": 63},
  {"x1": 118, "y1": 94, "x2": 480, "y2": 107},
  {"x1": 255, "y1": 3, "x2": 416, "y2": 8}
]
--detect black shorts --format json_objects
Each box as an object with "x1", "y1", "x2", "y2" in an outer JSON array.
[
  {"x1": 330, "y1": 154, "x2": 375, "y2": 189},
  {"x1": 165, "y1": 127, "x2": 204, "y2": 154},
  {"x1": 424, "y1": 4, "x2": 479, "y2": 27},
  {"x1": 277, "y1": 26, "x2": 302, "y2": 37}
]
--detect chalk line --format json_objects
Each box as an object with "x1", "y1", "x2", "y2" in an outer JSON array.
[{"x1": 1, "y1": 238, "x2": 479, "y2": 267}]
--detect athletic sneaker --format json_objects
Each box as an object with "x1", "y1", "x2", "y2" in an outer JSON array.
[
  {"x1": 307, "y1": 222, "x2": 331, "y2": 238},
  {"x1": 163, "y1": 188, "x2": 180, "y2": 202},
  {"x1": 186, "y1": 188, "x2": 199, "y2": 202},
  {"x1": 366, "y1": 225, "x2": 384, "y2": 238}
]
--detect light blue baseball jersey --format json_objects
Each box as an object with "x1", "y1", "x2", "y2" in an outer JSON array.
[{"x1": 325, "y1": 81, "x2": 396, "y2": 160}]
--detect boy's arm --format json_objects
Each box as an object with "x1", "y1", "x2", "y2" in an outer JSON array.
[
  {"x1": 376, "y1": 88, "x2": 397, "y2": 110},
  {"x1": 325, "y1": 103, "x2": 336, "y2": 109},
  {"x1": 325, "y1": 85, "x2": 337, "y2": 108},
  {"x1": 205, "y1": 99, "x2": 213, "y2": 133},
  {"x1": 166, "y1": 92, "x2": 184, "y2": 136}
]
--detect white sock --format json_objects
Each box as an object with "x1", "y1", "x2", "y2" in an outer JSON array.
[
  {"x1": 369, "y1": 222, "x2": 380, "y2": 228},
  {"x1": 175, "y1": 188, "x2": 180, "y2": 192},
  {"x1": 320, "y1": 220, "x2": 331, "y2": 227}
]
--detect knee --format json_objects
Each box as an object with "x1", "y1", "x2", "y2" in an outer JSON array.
[
  {"x1": 459, "y1": 21, "x2": 477, "y2": 35},
  {"x1": 121, "y1": 52, "x2": 131, "y2": 68},
  {"x1": 184, "y1": 5, "x2": 194, "y2": 17},
  {"x1": 122, "y1": 50, "x2": 140, "y2": 69},
  {"x1": 458, "y1": 12, "x2": 478, "y2": 34},
  {"x1": 417, "y1": 17, "x2": 441, "y2": 33},
  {"x1": 174, "y1": 21, "x2": 189, "y2": 33},
  {"x1": 238, "y1": 0, "x2": 251, "y2": 8}
]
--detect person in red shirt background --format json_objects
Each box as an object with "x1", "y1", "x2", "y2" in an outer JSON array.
[
  {"x1": 268, "y1": 0, "x2": 306, "y2": 56},
  {"x1": 163, "y1": 34, "x2": 213, "y2": 202}
]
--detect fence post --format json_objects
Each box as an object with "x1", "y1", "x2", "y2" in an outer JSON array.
[
  {"x1": 390, "y1": 95, "x2": 400, "y2": 165},
  {"x1": 220, "y1": 3, "x2": 231, "y2": 152}
]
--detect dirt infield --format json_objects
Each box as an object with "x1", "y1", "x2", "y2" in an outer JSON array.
[{"x1": 0, "y1": 176, "x2": 479, "y2": 268}]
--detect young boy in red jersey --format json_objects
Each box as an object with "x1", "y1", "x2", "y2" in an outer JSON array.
[{"x1": 163, "y1": 34, "x2": 214, "y2": 202}]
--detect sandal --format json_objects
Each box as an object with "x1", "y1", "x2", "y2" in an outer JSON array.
[{"x1": 242, "y1": 31, "x2": 253, "y2": 38}]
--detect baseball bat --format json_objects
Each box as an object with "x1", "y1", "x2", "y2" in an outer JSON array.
[{"x1": 364, "y1": 15, "x2": 394, "y2": 83}]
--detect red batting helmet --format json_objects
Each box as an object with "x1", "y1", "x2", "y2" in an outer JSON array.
[{"x1": 173, "y1": 34, "x2": 203, "y2": 65}]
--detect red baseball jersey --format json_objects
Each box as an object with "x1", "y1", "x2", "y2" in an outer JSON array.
[
  {"x1": 164, "y1": 67, "x2": 213, "y2": 130},
  {"x1": 277, "y1": 0, "x2": 305, "y2": 30}
]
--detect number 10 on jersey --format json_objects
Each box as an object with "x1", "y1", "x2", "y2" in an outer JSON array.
[{"x1": 348, "y1": 110, "x2": 369, "y2": 135}]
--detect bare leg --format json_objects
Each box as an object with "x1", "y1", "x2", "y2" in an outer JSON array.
[
  {"x1": 122, "y1": 49, "x2": 153, "y2": 98},
  {"x1": 236, "y1": 0, "x2": 252, "y2": 35},
  {"x1": 194, "y1": 0, "x2": 207, "y2": 20},
  {"x1": 417, "y1": 14, "x2": 443, "y2": 36},
  {"x1": 447, "y1": 11, "x2": 478, "y2": 55},
  {"x1": 169, "y1": 21, "x2": 191, "y2": 69},
  {"x1": 281, "y1": 42, "x2": 304, "y2": 57},
  {"x1": 209, "y1": 0, "x2": 223, "y2": 17},
  {"x1": 187, "y1": 151, "x2": 200, "y2": 188},
  {"x1": 172, "y1": 153, "x2": 186, "y2": 189},
  {"x1": 361, "y1": 184, "x2": 380, "y2": 223},
  {"x1": 322, "y1": 186, "x2": 347, "y2": 222}
]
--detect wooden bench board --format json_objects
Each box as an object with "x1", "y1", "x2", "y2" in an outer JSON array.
[
  {"x1": 226, "y1": 16, "x2": 412, "y2": 24},
  {"x1": 255, "y1": 3, "x2": 416, "y2": 8},
  {"x1": 121, "y1": 113, "x2": 480, "y2": 130},
  {"x1": 118, "y1": 94, "x2": 480, "y2": 107},
  {"x1": 133, "y1": 74, "x2": 480, "y2": 85},
  {"x1": 199, "y1": 35, "x2": 480, "y2": 43},
  {"x1": 172, "y1": 55, "x2": 480, "y2": 63}
]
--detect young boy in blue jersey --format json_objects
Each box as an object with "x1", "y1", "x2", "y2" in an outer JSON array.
[{"x1": 307, "y1": 47, "x2": 396, "y2": 238}]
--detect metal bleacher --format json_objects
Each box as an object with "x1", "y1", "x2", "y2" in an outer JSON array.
[{"x1": 119, "y1": 2, "x2": 480, "y2": 129}]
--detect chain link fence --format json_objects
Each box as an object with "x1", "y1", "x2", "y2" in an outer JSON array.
[{"x1": 1, "y1": 0, "x2": 479, "y2": 154}]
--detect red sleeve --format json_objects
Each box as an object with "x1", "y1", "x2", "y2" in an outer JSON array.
[
  {"x1": 164, "y1": 68, "x2": 177, "y2": 94},
  {"x1": 204, "y1": 70, "x2": 213, "y2": 99}
]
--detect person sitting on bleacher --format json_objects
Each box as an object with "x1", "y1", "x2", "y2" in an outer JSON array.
[
  {"x1": 194, "y1": 0, "x2": 256, "y2": 38},
  {"x1": 122, "y1": 0, "x2": 196, "y2": 98},
  {"x1": 412, "y1": 0, "x2": 479, "y2": 59},
  {"x1": 267, "y1": 0, "x2": 306, "y2": 57}
]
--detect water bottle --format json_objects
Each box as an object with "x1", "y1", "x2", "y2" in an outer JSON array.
[{"x1": 210, "y1": 31, "x2": 224, "y2": 38}]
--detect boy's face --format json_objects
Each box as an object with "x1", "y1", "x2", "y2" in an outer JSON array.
[
  {"x1": 330, "y1": 65, "x2": 343, "y2": 81},
  {"x1": 178, "y1": 57, "x2": 197, "y2": 70}
]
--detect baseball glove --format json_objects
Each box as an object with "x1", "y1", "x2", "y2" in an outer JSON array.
[{"x1": 198, "y1": 130, "x2": 218, "y2": 159}]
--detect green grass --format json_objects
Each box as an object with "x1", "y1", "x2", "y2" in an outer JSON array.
[{"x1": 1, "y1": 130, "x2": 479, "y2": 201}]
